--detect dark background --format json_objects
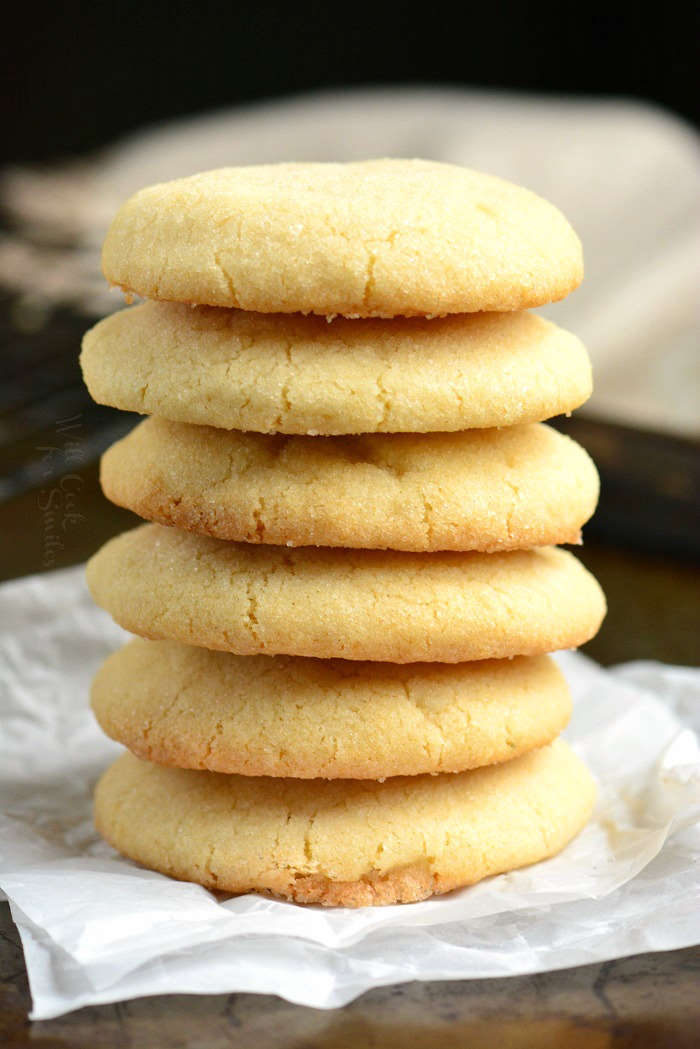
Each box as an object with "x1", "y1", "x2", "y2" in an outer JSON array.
[{"x1": 3, "y1": 2, "x2": 699, "y2": 165}]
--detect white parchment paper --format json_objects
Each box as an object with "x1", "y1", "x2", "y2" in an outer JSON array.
[{"x1": 1, "y1": 565, "x2": 699, "y2": 1019}]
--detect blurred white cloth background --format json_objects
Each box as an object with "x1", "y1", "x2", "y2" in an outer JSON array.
[{"x1": 2, "y1": 87, "x2": 698, "y2": 435}]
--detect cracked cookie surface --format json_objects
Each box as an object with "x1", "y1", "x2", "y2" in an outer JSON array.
[
  {"x1": 81, "y1": 302, "x2": 592, "y2": 434},
  {"x1": 100, "y1": 418, "x2": 599, "y2": 552},
  {"x1": 94, "y1": 740, "x2": 595, "y2": 905},
  {"x1": 86, "y1": 524, "x2": 606, "y2": 662},
  {"x1": 101, "y1": 160, "x2": 583, "y2": 317},
  {"x1": 91, "y1": 641, "x2": 572, "y2": 778}
]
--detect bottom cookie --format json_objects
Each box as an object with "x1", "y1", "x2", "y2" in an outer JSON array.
[{"x1": 94, "y1": 740, "x2": 595, "y2": 907}]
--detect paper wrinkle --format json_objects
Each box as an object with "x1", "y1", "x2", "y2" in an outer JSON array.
[{"x1": 1, "y1": 565, "x2": 699, "y2": 1018}]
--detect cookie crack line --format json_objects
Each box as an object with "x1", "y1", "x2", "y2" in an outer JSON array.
[
  {"x1": 213, "y1": 250, "x2": 238, "y2": 306},
  {"x1": 362, "y1": 249, "x2": 377, "y2": 312},
  {"x1": 374, "y1": 371, "x2": 392, "y2": 429},
  {"x1": 243, "y1": 578, "x2": 261, "y2": 646},
  {"x1": 419, "y1": 488, "x2": 436, "y2": 547}
]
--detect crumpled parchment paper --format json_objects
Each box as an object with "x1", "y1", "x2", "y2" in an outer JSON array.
[{"x1": 1, "y1": 565, "x2": 699, "y2": 1019}]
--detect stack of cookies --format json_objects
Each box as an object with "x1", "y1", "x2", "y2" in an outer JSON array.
[{"x1": 81, "y1": 160, "x2": 606, "y2": 907}]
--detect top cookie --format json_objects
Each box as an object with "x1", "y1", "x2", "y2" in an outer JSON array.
[{"x1": 101, "y1": 160, "x2": 583, "y2": 317}]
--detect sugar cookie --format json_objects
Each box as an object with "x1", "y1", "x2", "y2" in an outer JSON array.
[
  {"x1": 92, "y1": 640, "x2": 572, "y2": 778},
  {"x1": 81, "y1": 303, "x2": 592, "y2": 434},
  {"x1": 94, "y1": 741, "x2": 595, "y2": 906},
  {"x1": 101, "y1": 419, "x2": 598, "y2": 552},
  {"x1": 86, "y1": 524, "x2": 606, "y2": 662}
]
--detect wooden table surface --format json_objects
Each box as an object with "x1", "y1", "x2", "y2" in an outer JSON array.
[{"x1": 1, "y1": 460, "x2": 699, "y2": 1048}]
